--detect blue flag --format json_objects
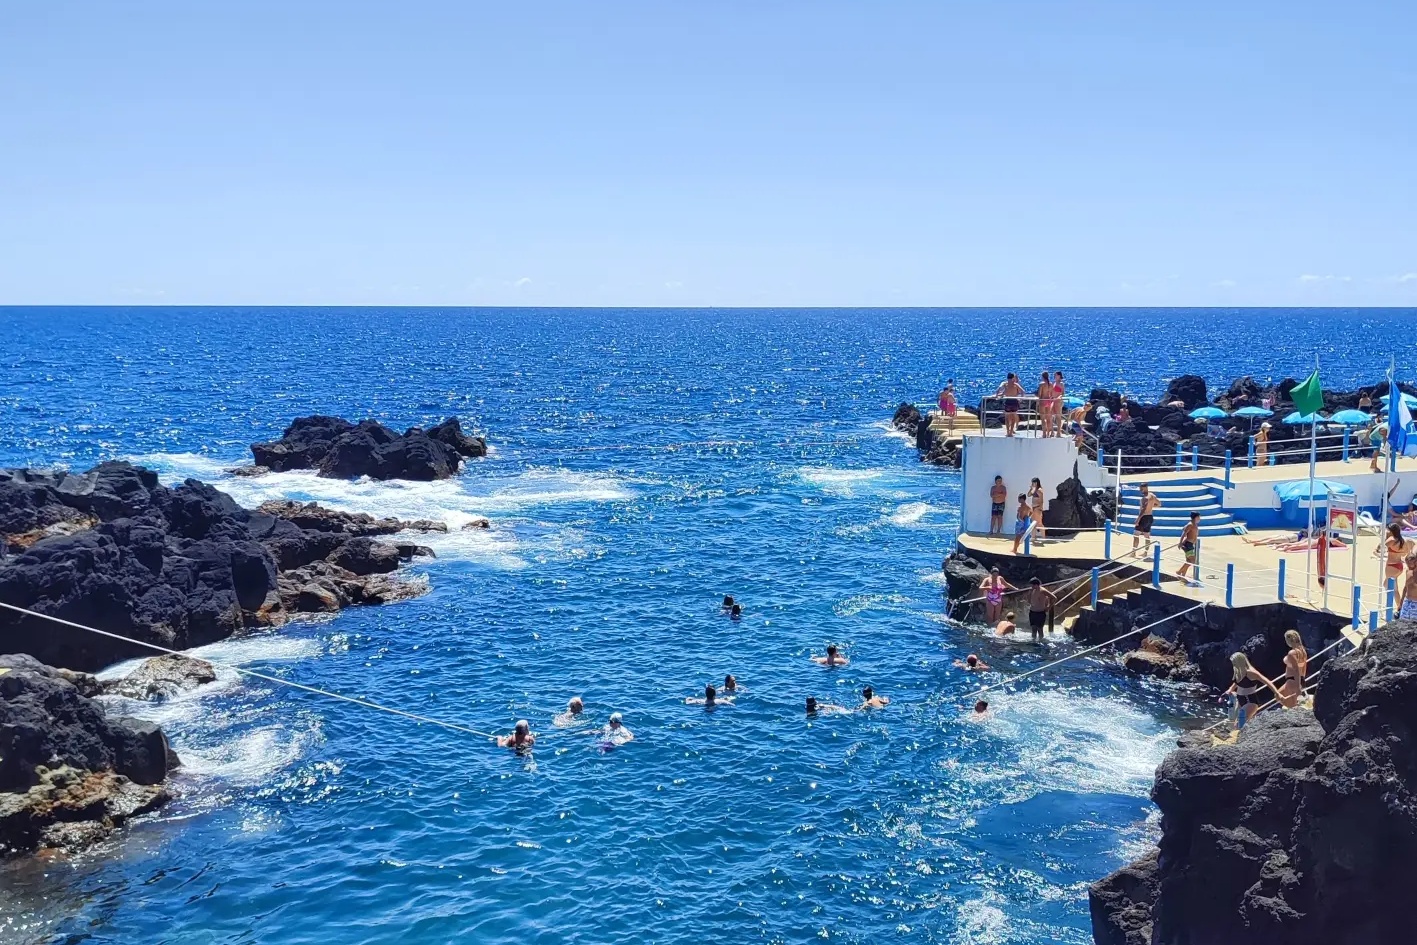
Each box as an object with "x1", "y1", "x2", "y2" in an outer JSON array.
[{"x1": 1389, "y1": 380, "x2": 1417, "y2": 457}]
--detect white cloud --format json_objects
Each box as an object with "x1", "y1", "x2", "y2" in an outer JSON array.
[
  {"x1": 1298, "y1": 274, "x2": 1352, "y2": 284},
  {"x1": 513, "y1": 277, "x2": 532, "y2": 288},
  {"x1": 1395, "y1": 273, "x2": 1417, "y2": 283},
  {"x1": 1212, "y1": 279, "x2": 1237, "y2": 288}
]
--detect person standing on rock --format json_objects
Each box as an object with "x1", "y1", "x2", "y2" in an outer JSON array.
[
  {"x1": 995, "y1": 373, "x2": 1025, "y2": 437},
  {"x1": 979, "y1": 567, "x2": 1015, "y2": 623},
  {"x1": 1176, "y1": 512, "x2": 1201, "y2": 585},
  {"x1": 1028, "y1": 478, "x2": 1047, "y2": 543},
  {"x1": 1026, "y1": 577, "x2": 1056, "y2": 640},
  {"x1": 1225, "y1": 653, "x2": 1282, "y2": 727},
  {"x1": 1254, "y1": 423, "x2": 1270, "y2": 466},
  {"x1": 989, "y1": 475, "x2": 1007, "y2": 535},
  {"x1": 1133, "y1": 484, "x2": 1161, "y2": 557},
  {"x1": 1277, "y1": 630, "x2": 1308, "y2": 708}
]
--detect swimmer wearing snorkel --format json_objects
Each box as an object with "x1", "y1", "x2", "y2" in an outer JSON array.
[
  {"x1": 811, "y1": 644, "x2": 850, "y2": 667},
  {"x1": 497, "y1": 720, "x2": 536, "y2": 750},
  {"x1": 953, "y1": 654, "x2": 989, "y2": 671}
]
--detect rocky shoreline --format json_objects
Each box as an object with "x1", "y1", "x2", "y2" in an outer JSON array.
[
  {"x1": 1, "y1": 415, "x2": 488, "y2": 859},
  {"x1": 1090, "y1": 618, "x2": 1417, "y2": 945}
]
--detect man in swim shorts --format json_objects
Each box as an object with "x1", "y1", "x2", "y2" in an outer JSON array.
[
  {"x1": 1134, "y1": 483, "x2": 1161, "y2": 557},
  {"x1": 1026, "y1": 577, "x2": 1056, "y2": 640},
  {"x1": 1176, "y1": 512, "x2": 1201, "y2": 584},
  {"x1": 1012, "y1": 494, "x2": 1032, "y2": 554},
  {"x1": 995, "y1": 373, "x2": 1025, "y2": 437},
  {"x1": 989, "y1": 475, "x2": 1007, "y2": 535}
]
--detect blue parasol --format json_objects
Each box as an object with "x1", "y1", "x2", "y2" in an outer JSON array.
[
  {"x1": 1282, "y1": 411, "x2": 1326, "y2": 425},
  {"x1": 1232, "y1": 406, "x2": 1274, "y2": 418},
  {"x1": 1188, "y1": 406, "x2": 1228, "y2": 420},
  {"x1": 1327, "y1": 409, "x2": 1373, "y2": 425}
]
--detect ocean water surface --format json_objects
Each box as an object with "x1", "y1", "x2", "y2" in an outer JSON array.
[{"x1": 2, "y1": 307, "x2": 1414, "y2": 945}]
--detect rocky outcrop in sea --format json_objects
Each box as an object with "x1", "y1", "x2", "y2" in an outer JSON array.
[
  {"x1": 248, "y1": 415, "x2": 487, "y2": 480},
  {"x1": 1091, "y1": 618, "x2": 1417, "y2": 945},
  {"x1": 0, "y1": 462, "x2": 435, "y2": 671}
]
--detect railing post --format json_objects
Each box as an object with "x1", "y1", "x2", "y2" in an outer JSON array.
[
  {"x1": 1098, "y1": 446, "x2": 1106, "y2": 468},
  {"x1": 1152, "y1": 542, "x2": 1162, "y2": 588},
  {"x1": 1191, "y1": 445, "x2": 1199, "y2": 470},
  {"x1": 1247, "y1": 435, "x2": 1255, "y2": 468},
  {"x1": 1225, "y1": 564, "x2": 1235, "y2": 607},
  {"x1": 1091, "y1": 567, "x2": 1100, "y2": 607},
  {"x1": 1352, "y1": 585, "x2": 1361, "y2": 629},
  {"x1": 1175, "y1": 444, "x2": 1183, "y2": 470},
  {"x1": 1387, "y1": 578, "x2": 1396, "y2": 622},
  {"x1": 1342, "y1": 428, "x2": 1350, "y2": 462},
  {"x1": 1023, "y1": 524, "x2": 1032, "y2": 556},
  {"x1": 1224, "y1": 450, "x2": 1233, "y2": 487},
  {"x1": 1278, "y1": 559, "x2": 1286, "y2": 600},
  {"x1": 1104, "y1": 520, "x2": 1113, "y2": 559},
  {"x1": 1370, "y1": 610, "x2": 1379, "y2": 634}
]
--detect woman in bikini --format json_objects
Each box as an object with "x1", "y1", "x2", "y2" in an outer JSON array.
[
  {"x1": 1378, "y1": 523, "x2": 1412, "y2": 609},
  {"x1": 1225, "y1": 652, "x2": 1282, "y2": 728},
  {"x1": 1052, "y1": 371, "x2": 1066, "y2": 438},
  {"x1": 939, "y1": 383, "x2": 958, "y2": 434},
  {"x1": 1036, "y1": 371, "x2": 1055, "y2": 437},
  {"x1": 1028, "y1": 477, "x2": 1046, "y2": 543},
  {"x1": 1277, "y1": 630, "x2": 1308, "y2": 708}
]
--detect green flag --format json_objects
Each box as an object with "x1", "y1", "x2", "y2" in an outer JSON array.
[{"x1": 1292, "y1": 369, "x2": 1323, "y2": 416}]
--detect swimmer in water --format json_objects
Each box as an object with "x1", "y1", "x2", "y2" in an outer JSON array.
[
  {"x1": 953, "y1": 654, "x2": 990, "y2": 671},
  {"x1": 497, "y1": 719, "x2": 536, "y2": 750},
  {"x1": 730, "y1": 603, "x2": 742, "y2": 620},
  {"x1": 552, "y1": 696, "x2": 585, "y2": 727},
  {"x1": 972, "y1": 700, "x2": 990, "y2": 717},
  {"x1": 806, "y1": 696, "x2": 849, "y2": 715},
  {"x1": 811, "y1": 644, "x2": 850, "y2": 667},
  {"x1": 722, "y1": 595, "x2": 735, "y2": 609},
  {"x1": 994, "y1": 611, "x2": 1017, "y2": 636},
  {"x1": 686, "y1": 683, "x2": 733, "y2": 707},
  {"x1": 722, "y1": 674, "x2": 740, "y2": 694},
  {"x1": 858, "y1": 686, "x2": 890, "y2": 710},
  {"x1": 602, "y1": 711, "x2": 634, "y2": 743}
]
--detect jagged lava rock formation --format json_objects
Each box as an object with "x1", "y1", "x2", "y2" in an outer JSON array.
[
  {"x1": 1091, "y1": 618, "x2": 1417, "y2": 945},
  {"x1": 0, "y1": 463, "x2": 435, "y2": 670},
  {"x1": 250, "y1": 416, "x2": 487, "y2": 480}
]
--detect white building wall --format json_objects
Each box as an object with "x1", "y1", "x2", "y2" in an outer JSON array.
[{"x1": 960, "y1": 434, "x2": 1081, "y2": 533}]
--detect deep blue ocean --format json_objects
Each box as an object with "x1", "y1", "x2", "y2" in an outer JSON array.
[{"x1": 2, "y1": 307, "x2": 1414, "y2": 945}]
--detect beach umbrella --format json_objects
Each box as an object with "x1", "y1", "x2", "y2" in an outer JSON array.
[
  {"x1": 1232, "y1": 406, "x2": 1274, "y2": 418},
  {"x1": 1327, "y1": 409, "x2": 1373, "y2": 425},
  {"x1": 1379, "y1": 392, "x2": 1417, "y2": 408},
  {"x1": 1282, "y1": 411, "x2": 1326, "y2": 425},
  {"x1": 1188, "y1": 406, "x2": 1227, "y2": 420}
]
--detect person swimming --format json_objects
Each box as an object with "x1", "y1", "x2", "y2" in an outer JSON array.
[
  {"x1": 994, "y1": 611, "x2": 1017, "y2": 636},
  {"x1": 811, "y1": 644, "x2": 850, "y2": 667},
  {"x1": 858, "y1": 686, "x2": 890, "y2": 710},
  {"x1": 687, "y1": 684, "x2": 733, "y2": 707},
  {"x1": 722, "y1": 595, "x2": 735, "y2": 609},
  {"x1": 602, "y1": 712, "x2": 634, "y2": 743},
  {"x1": 497, "y1": 719, "x2": 536, "y2": 750},
  {"x1": 972, "y1": 700, "x2": 990, "y2": 717},
  {"x1": 722, "y1": 674, "x2": 740, "y2": 694},
  {"x1": 730, "y1": 603, "x2": 742, "y2": 620},
  {"x1": 953, "y1": 654, "x2": 990, "y2": 671},
  {"x1": 552, "y1": 696, "x2": 585, "y2": 727},
  {"x1": 806, "y1": 696, "x2": 848, "y2": 715}
]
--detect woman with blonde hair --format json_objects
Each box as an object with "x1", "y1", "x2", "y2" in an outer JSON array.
[
  {"x1": 1278, "y1": 631, "x2": 1308, "y2": 708},
  {"x1": 1225, "y1": 652, "x2": 1282, "y2": 728}
]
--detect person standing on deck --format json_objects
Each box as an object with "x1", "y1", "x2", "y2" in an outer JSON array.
[
  {"x1": 1036, "y1": 372, "x2": 1056, "y2": 438},
  {"x1": 996, "y1": 373, "x2": 1025, "y2": 437},
  {"x1": 1133, "y1": 484, "x2": 1161, "y2": 557},
  {"x1": 1052, "y1": 372, "x2": 1067, "y2": 438},
  {"x1": 1011, "y1": 494, "x2": 1032, "y2": 554},
  {"x1": 1254, "y1": 423, "x2": 1270, "y2": 465},
  {"x1": 1176, "y1": 512, "x2": 1201, "y2": 585},
  {"x1": 1402, "y1": 550, "x2": 1417, "y2": 620},
  {"x1": 939, "y1": 383, "x2": 958, "y2": 434},
  {"x1": 989, "y1": 475, "x2": 1007, "y2": 535},
  {"x1": 1028, "y1": 478, "x2": 1047, "y2": 543},
  {"x1": 1377, "y1": 523, "x2": 1412, "y2": 609}
]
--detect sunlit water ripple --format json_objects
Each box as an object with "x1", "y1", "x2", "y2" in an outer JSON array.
[{"x1": 2, "y1": 306, "x2": 1413, "y2": 944}]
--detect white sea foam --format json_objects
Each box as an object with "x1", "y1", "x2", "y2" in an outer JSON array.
[
  {"x1": 797, "y1": 467, "x2": 888, "y2": 497},
  {"x1": 887, "y1": 501, "x2": 934, "y2": 527},
  {"x1": 177, "y1": 724, "x2": 320, "y2": 786},
  {"x1": 129, "y1": 451, "x2": 236, "y2": 482}
]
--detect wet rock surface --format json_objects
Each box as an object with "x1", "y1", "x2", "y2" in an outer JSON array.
[
  {"x1": 102, "y1": 654, "x2": 217, "y2": 701},
  {"x1": 1, "y1": 654, "x2": 175, "y2": 857},
  {"x1": 251, "y1": 415, "x2": 486, "y2": 481},
  {"x1": 1091, "y1": 618, "x2": 1417, "y2": 945},
  {"x1": 0, "y1": 463, "x2": 431, "y2": 671}
]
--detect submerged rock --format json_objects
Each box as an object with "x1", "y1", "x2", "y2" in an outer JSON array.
[{"x1": 250, "y1": 415, "x2": 486, "y2": 481}]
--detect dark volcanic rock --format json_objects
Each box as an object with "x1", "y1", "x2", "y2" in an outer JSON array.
[
  {"x1": 1042, "y1": 473, "x2": 1108, "y2": 534},
  {"x1": 328, "y1": 537, "x2": 401, "y2": 576},
  {"x1": 1161, "y1": 375, "x2": 1208, "y2": 410},
  {"x1": 1100, "y1": 420, "x2": 1178, "y2": 474},
  {"x1": 255, "y1": 500, "x2": 447, "y2": 536},
  {"x1": 1091, "y1": 619, "x2": 1417, "y2": 945},
  {"x1": 251, "y1": 415, "x2": 485, "y2": 481},
  {"x1": 1, "y1": 654, "x2": 174, "y2": 857},
  {"x1": 892, "y1": 403, "x2": 924, "y2": 437}
]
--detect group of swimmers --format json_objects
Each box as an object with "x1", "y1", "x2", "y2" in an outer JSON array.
[
  {"x1": 975, "y1": 569, "x2": 1059, "y2": 640},
  {"x1": 494, "y1": 597, "x2": 905, "y2": 750}
]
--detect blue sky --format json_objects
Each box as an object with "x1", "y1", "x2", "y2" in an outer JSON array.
[{"x1": 2, "y1": 1, "x2": 1414, "y2": 306}]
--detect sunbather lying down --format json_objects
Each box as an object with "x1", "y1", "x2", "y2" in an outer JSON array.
[
  {"x1": 1276, "y1": 536, "x2": 1348, "y2": 553},
  {"x1": 1246, "y1": 531, "x2": 1311, "y2": 547}
]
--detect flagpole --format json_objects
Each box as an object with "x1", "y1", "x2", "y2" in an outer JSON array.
[{"x1": 1305, "y1": 353, "x2": 1318, "y2": 602}]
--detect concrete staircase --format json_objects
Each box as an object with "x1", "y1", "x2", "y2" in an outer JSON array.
[{"x1": 1116, "y1": 480, "x2": 1240, "y2": 538}]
